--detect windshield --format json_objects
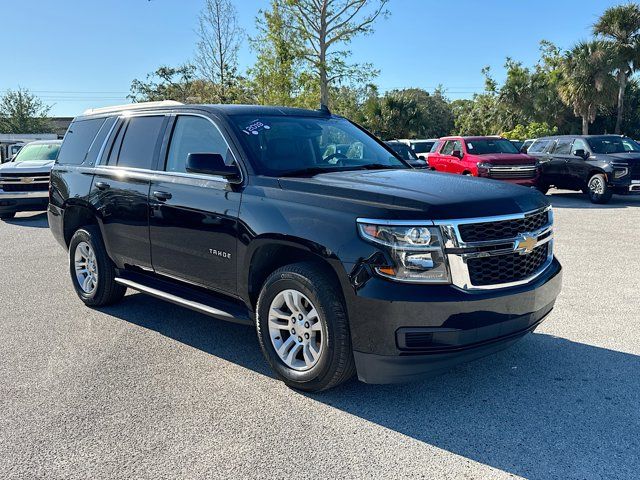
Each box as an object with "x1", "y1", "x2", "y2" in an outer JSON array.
[
  {"x1": 587, "y1": 136, "x2": 640, "y2": 154},
  {"x1": 13, "y1": 143, "x2": 60, "y2": 162},
  {"x1": 387, "y1": 143, "x2": 418, "y2": 160},
  {"x1": 466, "y1": 139, "x2": 519, "y2": 155},
  {"x1": 229, "y1": 115, "x2": 406, "y2": 176}
]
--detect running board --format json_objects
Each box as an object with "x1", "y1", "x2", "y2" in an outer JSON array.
[{"x1": 115, "y1": 275, "x2": 253, "y2": 326}]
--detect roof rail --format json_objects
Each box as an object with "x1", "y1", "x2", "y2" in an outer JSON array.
[{"x1": 82, "y1": 100, "x2": 184, "y2": 116}]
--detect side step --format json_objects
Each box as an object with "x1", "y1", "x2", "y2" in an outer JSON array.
[{"x1": 115, "y1": 271, "x2": 253, "y2": 326}]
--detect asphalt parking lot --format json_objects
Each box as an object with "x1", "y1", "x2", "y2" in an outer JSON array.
[{"x1": 0, "y1": 191, "x2": 638, "y2": 480}]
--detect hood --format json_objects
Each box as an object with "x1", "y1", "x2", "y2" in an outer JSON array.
[
  {"x1": 0, "y1": 160, "x2": 55, "y2": 175},
  {"x1": 473, "y1": 153, "x2": 536, "y2": 165},
  {"x1": 599, "y1": 152, "x2": 640, "y2": 165},
  {"x1": 278, "y1": 169, "x2": 548, "y2": 220}
]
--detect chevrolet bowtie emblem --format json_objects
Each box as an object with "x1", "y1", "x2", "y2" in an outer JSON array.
[
  {"x1": 515, "y1": 235, "x2": 537, "y2": 255},
  {"x1": 21, "y1": 177, "x2": 34, "y2": 184}
]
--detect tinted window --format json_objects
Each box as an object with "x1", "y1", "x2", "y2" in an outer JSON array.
[
  {"x1": 387, "y1": 143, "x2": 418, "y2": 160},
  {"x1": 116, "y1": 116, "x2": 165, "y2": 169},
  {"x1": 166, "y1": 116, "x2": 231, "y2": 173},
  {"x1": 57, "y1": 118, "x2": 106, "y2": 165},
  {"x1": 413, "y1": 142, "x2": 434, "y2": 153},
  {"x1": 430, "y1": 141, "x2": 441, "y2": 153},
  {"x1": 466, "y1": 139, "x2": 519, "y2": 154},
  {"x1": 528, "y1": 139, "x2": 550, "y2": 153},
  {"x1": 106, "y1": 121, "x2": 126, "y2": 166},
  {"x1": 587, "y1": 136, "x2": 640, "y2": 154},
  {"x1": 552, "y1": 139, "x2": 573, "y2": 155},
  {"x1": 84, "y1": 117, "x2": 117, "y2": 166}
]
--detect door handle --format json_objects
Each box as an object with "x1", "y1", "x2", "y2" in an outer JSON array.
[
  {"x1": 95, "y1": 181, "x2": 110, "y2": 190},
  {"x1": 152, "y1": 191, "x2": 172, "y2": 201}
]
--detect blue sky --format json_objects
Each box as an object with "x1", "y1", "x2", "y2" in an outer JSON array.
[{"x1": 0, "y1": 0, "x2": 621, "y2": 116}]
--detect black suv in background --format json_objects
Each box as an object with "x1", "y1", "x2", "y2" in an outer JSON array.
[
  {"x1": 527, "y1": 135, "x2": 640, "y2": 203},
  {"x1": 49, "y1": 102, "x2": 562, "y2": 391}
]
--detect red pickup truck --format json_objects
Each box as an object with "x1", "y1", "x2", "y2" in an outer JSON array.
[{"x1": 428, "y1": 136, "x2": 539, "y2": 187}]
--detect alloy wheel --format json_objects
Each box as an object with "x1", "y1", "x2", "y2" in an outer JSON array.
[
  {"x1": 589, "y1": 176, "x2": 605, "y2": 195},
  {"x1": 74, "y1": 241, "x2": 98, "y2": 294},
  {"x1": 268, "y1": 289, "x2": 324, "y2": 371}
]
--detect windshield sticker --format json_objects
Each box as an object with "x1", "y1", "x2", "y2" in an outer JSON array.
[
  {"x1": 467, "y1": 143, "x2": 474, "y2": 150},
  {"x1": 242, "y1": 120, "x2": 271, "y2": 135}
]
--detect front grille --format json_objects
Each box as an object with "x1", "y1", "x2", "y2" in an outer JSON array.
[
  {"x1": 488, "y1": 166, "x2": 537, "y2": 179},
  {"x1": 467, "y1": 243, "x2": 549, "y2": 286},
  {"x1": 631, "y1": 163, "x2": 640, "y2": 180},
  {"x1": 0, "y1": 183, "x2": 48, "y2": 192},
  {"x1": 458, "y1": 209, "x2": 549, "y2": 242}
]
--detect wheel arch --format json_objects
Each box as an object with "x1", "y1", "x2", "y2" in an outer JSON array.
[
  {"x1": 62, "y1": 201, "x2": 100, "y2": 247},
  {"x1": 242, "y1": 236, "x2": 351, "y2": 310}
]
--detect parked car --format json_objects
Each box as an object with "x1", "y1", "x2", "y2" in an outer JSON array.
[
  {"x1": 49, "y1": 102, "x2": 562, "y2": 391},
  {"x1": 0, "y1": 140, "x2": 62, "y2": 220},
  {"x1": 396, "y1": 139, "x2": 439, "y2": 160},
  {"x1": 510, "y1": 140, "x2": 524, "y2": 152},
  {"x1": 428, "y1": 136, "x2": 539, "y2": 187},
  {"x1": 520, "y1": 139, "x2": 535, "y2": 153},
  {"x1": 526, "y1": 135, "x2": 640, "y2": 203},
  {"x1": 385, "y1": 140, "x2": 427, "y2": 168}
]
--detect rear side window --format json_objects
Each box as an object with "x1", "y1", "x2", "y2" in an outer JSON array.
[
  {"x1": 165, "y1": 116, "x2": 231, "y2": 173},
  {"x1": 115, "y1": 116, "x2": 165, "y2": 170},
  {"x1": 57, "y1": 118, "x2": 106, "y2": 165},
  {"x1": 552, "y1": 139, "x2": 572, "y2": 154},
  {"x1": 84, "y1": 117, "x2": 117, "y2": 166},
  {"x1": 528, "y1": 139, "x2": 550, "y2": 153}
]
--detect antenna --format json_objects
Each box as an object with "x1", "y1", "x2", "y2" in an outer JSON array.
[{"x1": 319, "y1": 103, "x2": 331, "y2": 115}]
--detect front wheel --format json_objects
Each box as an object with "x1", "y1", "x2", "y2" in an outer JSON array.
[
  {"x1": 256, "y1": 262, "x2": 355, "y2": 392},
  {"x1": 68, "y1": 226, "x2": 126, "y2": 307},
  {"x1": 586, "y1": 173, "x2": 613, "y2": 204}
]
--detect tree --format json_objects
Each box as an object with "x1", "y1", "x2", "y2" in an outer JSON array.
[
  {"x1": 129, "y1": 64, "x2": 215, "y2": 103},
  {"x1": 284, "y1": 0, "x2": 389, "y2": 107},
  {"x1": 593, "y1": 3, "x2": 640, "y2": 134},
  {"x1": 195, "y1": 0, "x2": 244, "y2": 103},
  {"x1": 248, "y1": 0, "x2": 307, "y2": 106},
  {"x1": 558, "y1": 41, "x2": 617, "y2": 134},
  {"x1": 501, "y1": 122, "x2": 559, "y2": 140},
  {"x1": 0, "y1": 88, "x2": 51, "y2": 134}
]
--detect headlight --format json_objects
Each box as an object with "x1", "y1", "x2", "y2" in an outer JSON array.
[
  {"x1": 357, "y1": 222, "x2": 450, "y2": 284},
  {"x1": 613, "y1": 167, "x2": 629, "y2": 178},
  {"x1": 477, "y1": 162, "x2": 493, "y2": 169}
]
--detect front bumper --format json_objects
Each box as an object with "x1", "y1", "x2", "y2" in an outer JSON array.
[
  {"x1": 346, "y1": 258, "x2": 562, "y2": 384},
  {"x1": 612, "y1": 179, "x2": 640, "y2": 195},
  {"x1": 0, "y1": 190, "x2": 49, "y2": 213}
]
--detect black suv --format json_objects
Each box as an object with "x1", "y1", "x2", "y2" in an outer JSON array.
[
  {"x1": 527, "y1": 135, "x2": 640, "y2": 203},
  {"x1": 49, "y1": 102, "x2": 562, "y2": 391}
]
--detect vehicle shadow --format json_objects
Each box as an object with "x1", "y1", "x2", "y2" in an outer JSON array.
[
  {"x1": 548, "y1": 191, "x2": 640, "y2": 209},
  {"x1": 103, "y1": 293, "x2": 639, "y2": 479},
  {"x1": 3, "y1": 212, "x2": 49, "y2": 228}
]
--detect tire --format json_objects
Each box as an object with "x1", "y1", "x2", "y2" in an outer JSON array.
[
  {"x1": 0, "y1": 212, "x2": 16, "y2": 220},
  {"x1": 586, "y1": 173, "x2": 613, "y2": 204},
  {"x1": 256, "y1": 262, "x2": 356, "y2": 392},
  {"x1": 68, "y1": 226, "x2": 126, "y2": 307}
]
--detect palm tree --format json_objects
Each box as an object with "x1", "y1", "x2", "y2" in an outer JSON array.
[
  {"x1": 594, "y1": 3, "x2": 640, "y2": 134},
  {"x1": 558, "y1": 41, "x2": 617, "y2": 135}
]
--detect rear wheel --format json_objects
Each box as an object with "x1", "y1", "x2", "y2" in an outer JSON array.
[
  {"x1": 69, "y1": 226, "x2": 126, "y2": 307},
  {"x1": 256, "y1": 262, "x2": 355, "y2": 392},
  {"x1": 0, "y1": 212, "x2": 16, "y2": 220},
  {"x1": 586, "y1": 173, "x2": 613, "y2": 204}
]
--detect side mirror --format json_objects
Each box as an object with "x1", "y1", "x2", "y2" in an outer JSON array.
[
  {"x1": 452, "y1": 149, "x2": 463, "y2": 159},
  {"x1": 186, "y1": 153, "x2": 240, "y2": 179},
  {"x1": 573, "y1": 149, "x2": 588, "y2": 159}
]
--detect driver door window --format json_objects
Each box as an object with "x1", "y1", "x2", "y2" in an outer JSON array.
[
  {"x1": 441, "y1": 141, "x2": 455, "y2": 156},
  {"x1": 571, "y1": 139, "x2": 588, "y2": 156},
  {"x1": 165, "y1": 115, "x2": 233, "y2": 173}
]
